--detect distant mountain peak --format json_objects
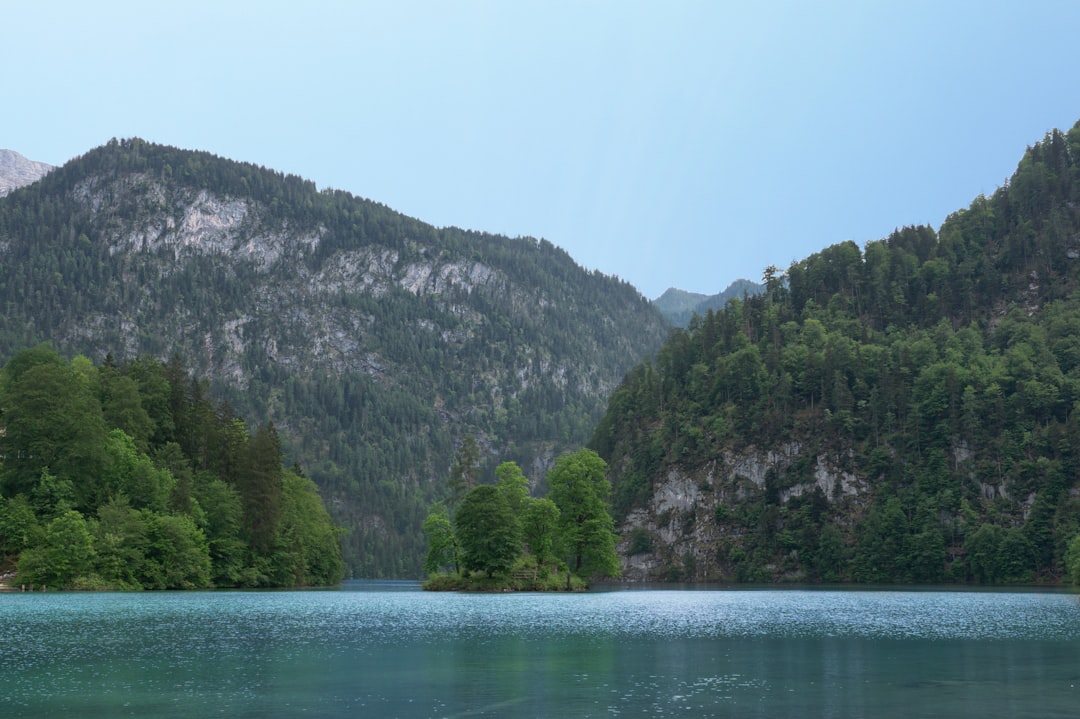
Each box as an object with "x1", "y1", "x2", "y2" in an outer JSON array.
[
  {"x1": 653, "y1": 279, "x2": 764, "y2": 326},
  {"x1": 653, "y1": 287, "x2": 709, "y2": 311},
  {"x1": 0, "y1": 149, "x2": 54, "y2": 196}
]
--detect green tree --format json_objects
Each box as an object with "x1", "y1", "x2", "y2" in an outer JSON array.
[
  {"x1": 853, "y1": 497, "x2": 909, "y2": 582},
  {"x1": 547, "y1": 449, "x2": 620, "y2": 581},
  {"x1": 194, "y1": 473, "x2": 247, "y2": 586},
  {"x1": 815, "y1": 523, "x2": 846, "y2": 581},
  {"x1": 102, "y1": 429, "x2": 175, "y2": 511},
  {"x1": 906, "y1": 527, "x2": 946, "y2": 583},
  {"x1": 30, "y1": 467, "x2": 76, "y2": 519},
  {"x1": 454, "y1": 485, "x2": 520, "y2": 577},
  {"x1": 495, "y1": 461, "x2": 530, "y2": 516},
  {"x1": 0, "y1": 495, "x2": 41, "y2": 556},
  {"x1": 521, "y1": 497, "x2": 560, "y2": 565},
  {"x1": 0, "y1": 354, "x2": 108, "y2": 505},
  {"x1": 17, "y1": 509, "x2": 96, "y2": 588},
  {"x1": 997, "y1": 528, "x2": 1036, "y2": 583},
  {"x1": 99, "y1": 367, "x2": 155, "y2": 450},
  {"x1": 93, "y1": 496, "x2": 150, "y2": 589},
  {"x1": 1066, "y1": 533, "x2": 1080, "y2": 585},
  {"x1": 238, "y1": 422, "x2": 284, "y2": 553},
  {"x1": 142, "y1": 512, "x2": 211, "y2": 589},
  {"x1": 422, "y1": 503, "x2": 459, "y2": 575},
  {"x1": 965, "y1": 523, "x2": 1005, "y2": 584},
  {"x1": 272, "y1": 470, "x2": 345, "y2": 586},
  {"x1": 447, "y1": 434, "x2": 481, "y2": 510}
]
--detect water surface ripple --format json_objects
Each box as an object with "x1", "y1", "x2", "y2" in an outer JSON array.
[{"x1": 2, "y1": 583, "x2": 1077, "y2": 718}]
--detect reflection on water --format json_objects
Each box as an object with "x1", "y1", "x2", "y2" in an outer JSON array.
[{"x1": 1, "y1": 582, "x2": 1078, "y2": 717}]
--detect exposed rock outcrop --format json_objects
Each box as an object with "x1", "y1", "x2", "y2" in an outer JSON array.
[{"x1": 0, "y1": 149, "x2": 53, "y2": 196}]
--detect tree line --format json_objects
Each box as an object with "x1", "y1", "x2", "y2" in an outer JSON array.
[{"x1": 0, "y1": 345, "x2": 343, "y2": 589}]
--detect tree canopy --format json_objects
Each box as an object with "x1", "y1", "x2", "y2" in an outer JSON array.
[
  {"x1": 422, "y1": 450, "x2": 619, "y2": 590},
  {"x1": 547, "y1": 449, "x2": 620, "y2": 580},
  {"x1": 0, "y1": 345, "x2": 343, "y2": 589}
]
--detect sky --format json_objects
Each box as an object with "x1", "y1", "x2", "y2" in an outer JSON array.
[{"x1": 5, "y1": 1, "x2": 1080, "y2": 300}]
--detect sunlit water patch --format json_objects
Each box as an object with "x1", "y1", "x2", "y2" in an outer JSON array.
[{"x1": 2, "y1": 583, "x2": 1078, "y2": 718}]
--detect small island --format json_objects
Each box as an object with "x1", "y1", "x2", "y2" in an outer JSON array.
[{"x1": 422, "y1": 443, "x2": 618, "y2": 591}]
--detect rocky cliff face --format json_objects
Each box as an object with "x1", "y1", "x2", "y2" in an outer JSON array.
[
  {"x1": 63, "y1": 170, "x2": 648, "y2": 409},
  {"x1": 617, "y1": 443, "x2": 869, "y2": 581},
  {"x1": 0, "y1": 149, "x2": 53, "y2": 195}
]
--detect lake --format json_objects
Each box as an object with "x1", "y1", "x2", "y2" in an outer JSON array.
[{"x1": 2, "y1": 582, "x2": 1078, "y2": 718}]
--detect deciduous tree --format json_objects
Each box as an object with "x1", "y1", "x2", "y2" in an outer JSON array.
[
  {"x1": 454, "y1": 485, "x2": 520, "y2": 577},
  {"x1": 547, "y1": 449, "x2": 619, "y2": 581}
]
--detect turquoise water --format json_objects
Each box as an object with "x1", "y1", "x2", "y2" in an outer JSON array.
[{"x1": 2, "y1": 582, "x2": 1079, "y2": 717}]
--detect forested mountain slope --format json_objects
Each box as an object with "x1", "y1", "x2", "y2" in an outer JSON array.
[
  {"x1": 0, "y1": 138, "x2": 669, "y2": 576},
  {"x1": 594, "y1": 122, "x2": 1080, "y2": 584}
]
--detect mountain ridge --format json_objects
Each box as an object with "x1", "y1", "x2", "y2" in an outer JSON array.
[
  {"x1": 653, "y1": 280, "x2": 765, "y2": 327},
  {"x1": 0, "y1": 149, "x2": 53, "y2": 196}
]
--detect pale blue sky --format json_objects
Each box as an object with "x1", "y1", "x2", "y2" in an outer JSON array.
[{"x1": 5, "y1": 1, "x2": 1080, "y2": 299}]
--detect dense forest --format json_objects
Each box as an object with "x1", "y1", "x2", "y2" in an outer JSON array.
[
  {"x1": 594, "y1": 122, "x2": 1080, "y2": 584},
  {"x1": 0, "y1": 345, "x2": 343, "y2": 589},
  {"x1": 0, "y1": 139, "x2": 669, "y2": 577}
]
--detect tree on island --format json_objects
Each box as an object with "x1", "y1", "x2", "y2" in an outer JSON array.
[
  {"x1": 547, "y1": 448, "x2": 620, "y2": 583},
  {"x1": 422, "y1": 503, "x2": 458, "y2": 575},
  {"x1": 421, "y1": 448, "x2": 620, "y2": 590},
  {"x1": 521, "y1": 497, "x2": 560, "y2": 566},
  {"x1": 455, "y1": 485, "x2": 520, "y2": 577}
]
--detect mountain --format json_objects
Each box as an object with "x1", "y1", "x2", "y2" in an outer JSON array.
[
  {"x1": 594, "y1": 122, "x2": 1080, "y2": 585},
  {"x1": 0, "y1": 138, "x2": 670, "y2": 577},
  {"x1": 653, "y1": 288, "x2": 709, "y2": 315},
  {"x1": 0, "y1": 149, "x2": 53, "y2": 196},
  {"x1": 653, "y1": 279, "x2": 764, "y2": 327}
]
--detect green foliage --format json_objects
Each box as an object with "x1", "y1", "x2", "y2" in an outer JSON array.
[
  {"x1": 273, "y1": 470, "x2": 346, "y2": 587},
  {"x1": 0, "y1": 495, "x2": 40, "y2": 554},
  {"x1": 142, "y1": 513, "x2": 212, "y2": 590},
  {"x1": 0, "y1": 350, "x2": 342, "y2": 589},
  {"x1": 626, "y1": 526, "x2": 652, "y2": 556},
  {"x1": 495, "y1": 461, "x2": 530, "y2": 516},
  {"x1": 423, "y1": 554, "x2": 586, "y2": 592},
  {"x1": 454, "y1": 485, "x2": 521, "y2": 577},
  {"x1": 18, "y1": 509, "x2": 96, "y2": 588},
  {"x1": 1065, "y1": 534, "x2": 1080, "y2": 585},
  {"x1": 447, "y1": 434, "x2": 482, "y2": 511},
  {"x1": 238, "y1": 423, "x2": 284, "y2": 554},
  {"x1": 521, "y1": 497, "x2": 561, "y2": 565},
  {"x1": 422, "y1": 505, "x2": 458, "y2": 575},
  {"x1": 594, "y1": 121, "x2": 1080, "y2": 584},
  {"x1": 423, "y1": 448, "x2": 617, "y2": 589},
  {"x1": 0, "y1": 348, "x2": 107, "y2": 506},
  {"x1": 30, "y1": 468, "x2": 76, "y2": 519},
  {"x1": 547, "y1": 448, "x2": 620, "y2": 580},
  {"x1": 93, "y1": 496, "x2": 149, "y2": 589}
]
